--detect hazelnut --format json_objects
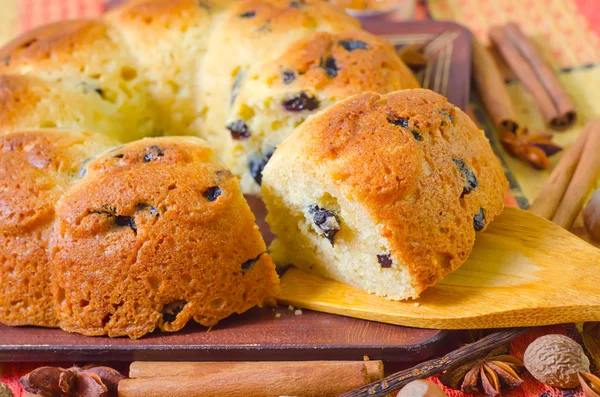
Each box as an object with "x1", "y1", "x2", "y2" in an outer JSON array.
[
  {"x1": 524, "y1": 334, "x2": 590, "y2": 388},
  {"x1": 584, "y1": 188, "x2": 600, "y2": 242},
  {"x1": 0, "y1": 383, "x2": 14, "y2": 397},
  {"x1": 396, "y1": 380, "x2": 447, "y2": 397}
]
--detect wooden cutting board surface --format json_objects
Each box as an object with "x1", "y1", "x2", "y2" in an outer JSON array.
[
  {"x1": 0, "y1": 307, "x2": 447, "y2": 363},
  {"x1": 278, "y1": 207, "x2": 600, "y2": 329}
]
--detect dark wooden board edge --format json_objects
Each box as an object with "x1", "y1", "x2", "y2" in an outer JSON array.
[{"x1": 362, "y1": 19, "x2": 473, "y2": 110}]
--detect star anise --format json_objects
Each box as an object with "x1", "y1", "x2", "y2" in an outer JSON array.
[
  {"x1": 439, "y1": 346, "x2": 524, "y2": 397},
  {"x1": 499, "y1": 125, "x2": 562, "y2": 170}
]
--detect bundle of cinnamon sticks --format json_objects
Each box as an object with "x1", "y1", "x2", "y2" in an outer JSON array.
[
  {"x1": 529, "y1": 119, "x2": 600, "y2": 230},
  {"x1": 118, "y1": 360, "x2": 384, "y2": 397},
  {"x1": 472, "y1": 22, "x2": 577, "y2": 170},
  {"x1": 489, "y1": 23, "x2": 576, "y2": 131}
]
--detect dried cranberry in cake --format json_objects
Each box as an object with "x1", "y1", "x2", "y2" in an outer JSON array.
[
  {"x1": 308, "y1": 205, "x2": 341, "y2": 246},
  {"x1": 282, "y1": 70, "x2": 296, "y2": 84},
  {"x1": 377, "y1": 254, "x2": 393, "y2": 268},
  {"x1": 320, "y1": 57, "x2": 338, "y2": 78},
  {"x1": 387, "y1": 116, "x2": 409, "y2": 129},
  {"x1": 282, "y1": 92, "x2": 319, "y2": 112},
  {"x1": 203, "y1": 186, "x2": 222, "y2": 202},
  {"x1": 226, "y1": 120, "x2": 250, "y2": 140},
  {"x1": 473, "y1": 208, "x2": 486, "y2": 231},
  {"x1": 248, "y1": 149, "x2": 275, "y2": 186},
  {"x1": 239, "y1": 11, "x2": 256, "y2": 18},
  {"x1": 453, "y1": 158, "x2": 478, "y2": 197},
  {"x1": 339, "y1": 39, "x2": 368, "y2": 52},
  {"x1": 241, "y1": 252, "x2": 265, "y2": 273},
  {"x1": 143, "y1": 145, "x2": 164, "y2": 162}
]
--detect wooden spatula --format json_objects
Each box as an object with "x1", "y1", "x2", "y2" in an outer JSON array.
[{"x1": 277, "y1": 207, "x2": 600, "y2": 329}]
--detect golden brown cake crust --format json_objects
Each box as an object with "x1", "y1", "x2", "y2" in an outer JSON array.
[
  {"x1": 0, "y1": 130, "x2": 115, "y2": 327},
  {"x1": 271, "y1": 89, "x2": 507, "y2": 295},
  {"x1": 270, "y1": 30, "x2": 419, "y2": 93},
  {"x1": 53, "y1": 137, "x2": 279, "y2": 338}
]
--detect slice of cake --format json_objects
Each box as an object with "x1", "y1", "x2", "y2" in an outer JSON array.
[{"x1": 262, "y1": 89, "x2": 507, "y2": 300}]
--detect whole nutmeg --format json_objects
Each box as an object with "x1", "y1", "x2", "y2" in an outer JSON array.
[
  {"x1": 0, "y1": 383, "x2": 14, "y2": 397},
  {"x1": 584, "y1": 188, "x2": 600, "y2": 242},
  {"x1": 524, "y1": 334, "x2": 590, "y2": 388},
  {"x1": 396, "y1": 380, "x2": 447, "y2": 397}
]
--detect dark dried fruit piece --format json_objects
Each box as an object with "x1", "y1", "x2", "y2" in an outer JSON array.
[
  {"x1": 282, "y1": 69, "x2": 296, "y2": 84},
  {"x1": 473, "y1": 208, "x2": 485, "y2": 231},
  {"x1": 95, "y1": 88, "x2": 104, "y2": 97},
  {"x1": 115, "y1": 215, "x2": 136, "y2": 233},
  {"x1": 289, "y1": 0, "x2": 305, "y2": 7},
  {"x1": 442, "y1": 110, "x2": 454, "y2": 124},
  {"x1": 320, "y1": 57, "x2": 338, "y2": 77},
  {"x1": 282, "y1": 92, "x2": 319, "y2": 112},
  {"x1": 249, "y1": 149, "x2": 275, "y2": 185},
  {"x1": 239, "y1": 10, "x2": 255, "y2": 18},
  {"x1": 162, "y1": 301, "x2": 186, "y2": 323},
  {"x1": 308, "y1": 205, "x2": 341, "y2": 246},
  {"x1": 241, "y1": 252, "x2": 265, "y2": 273},
  {"x1": 226, "y1": 120, "x2": 250, "y2": 140},
  {"x1": 453, "y1": 159, "x2": 478, "y2": 197},
  {"x1": 203, "y1": 186, "x2": 222, "y2": 202},
  {"x1": 339, "y1": 39, "x2": 368, "y2": 52},
  {"x1": 387, "y1": 117, "x2": 409, "y2": 129},
  {"x1": 412, "y1": 131, "x2": 423, "y2": 141},
  {"x1": 377, "y1": 254, "x2": 393, "y2": 268},
  {"x1": 143, "y1": 145, "x2": 164, "y2": 162}
]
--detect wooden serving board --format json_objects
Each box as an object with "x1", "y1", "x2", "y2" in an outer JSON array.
[
  {"x1": 278, "y1": 207, "x2": 600, "y2": 329},
  {"x1": 0, "y1": 307, "x2": 448, "y2": 363}
]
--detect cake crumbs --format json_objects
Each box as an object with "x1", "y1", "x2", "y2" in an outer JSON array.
[
  {"x1": 294, "y1": 309, "x2": 303, "y2": 315},
  {"x1": 275, "y1": 312, "x2": 282, "y2": 318},
  {"x1": 288, "y1": 305, "x2": 295, "y2": 311}
]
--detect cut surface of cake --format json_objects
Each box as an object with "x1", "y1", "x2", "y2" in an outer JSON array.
[{"x1": 262, "y1": 89, "x2": 507, "y2": 300}]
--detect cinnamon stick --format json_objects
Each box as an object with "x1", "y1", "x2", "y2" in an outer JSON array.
[
  {"x1": 340, "y1": 328, "x2": 529, "y2": 397},
  {"x1": 129, "y1": 360, "x2": 383, "y2": 382},
  {"x1": 489, "y1": 24, "x2": 576, "y2": 131},
  {"x1": 471, "y1": 38, "x2": 518, "y2": 132},
  {"x1": 528, "y1": 125, "x2": 592, "y2": 219},
  {"x1": 552, "y1": 119, "x2": 600, "y2": 228},
  {"x1": 503, "y1": 22, "x2": 576, "y2": 130},
  {"x1": 119, "y1": 363, "x2": 371, "y2": 397}
]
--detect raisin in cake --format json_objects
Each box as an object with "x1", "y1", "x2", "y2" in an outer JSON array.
[
  {"x1": 225, "y1": 30, "x2": 419, "y2": 192},
  {"x1": 0, "y1": 131, "x2": 279, "y2": 338},
  {"x1": 262, "y1": 89, "x2": 507, "y2": 300}
]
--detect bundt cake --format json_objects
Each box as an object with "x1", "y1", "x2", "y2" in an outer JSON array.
[
  {"x1": 0, "y1": 130, "x2": 279, "y2": 338},
  {"x1": 262, "y1": 89, "x2": 507, "y2": 300},
  {"x1": 0, "y1": 0, "x2": 418, "y2": 194}
]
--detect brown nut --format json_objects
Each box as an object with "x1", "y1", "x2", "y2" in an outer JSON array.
[
  {"x1": 396, "y1": 380, "x2": 447, "y2": 397},
  {"x1": 524, "y1": 334, "x2": 590, "y2": 388},
  {"x1": 0, "y1": 383, "x2": 14, "y2": 397},
  {"x1": 584, "y1": 188, "x2": 600, "y2": 242}
]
